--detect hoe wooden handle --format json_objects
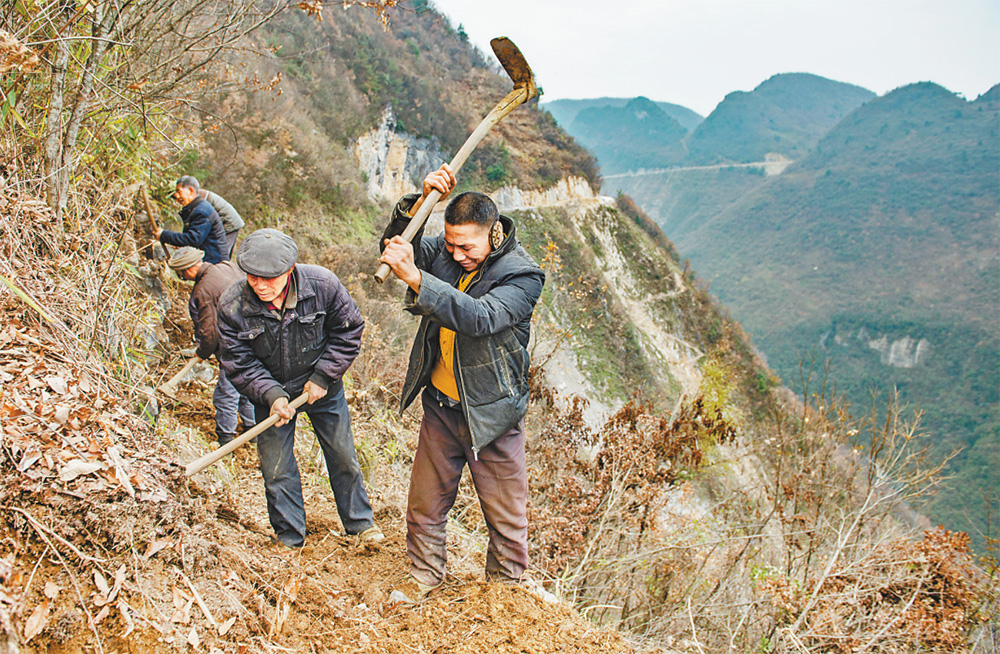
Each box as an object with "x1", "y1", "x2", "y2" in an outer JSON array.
[
  {"x1": 157, "y1": 357, "x2": 199, "y2": 395},
  {"x1": 140, "y1": 182, "x2": 159, "y2": 233},
  {"x1": 184, "y1": 392, "x2": 309, "y2": 477},
  {"x1": 374, "y1": 85, "x2": 531, "y2": 284}
]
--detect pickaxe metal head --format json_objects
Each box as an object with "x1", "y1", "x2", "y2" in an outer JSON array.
[{"x1": 491, "y1": 37, "x2": 537, "y2": 101}]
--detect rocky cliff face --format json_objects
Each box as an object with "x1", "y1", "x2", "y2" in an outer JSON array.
[
  {"x1": 352, "y1": 104, "x2": 445, "y2": 203},
  {"x1": 825, "y1": 327, "x2": 932, "y2": 369},
  {"x1": 354, "y1": 105, "x2": 603, "y2": 211},
  {"x1": 492, "y1": 176, "x2": 606, "y2": 212},
  {"x1": 867, "y1": 334, "x2": 932, "y2": 368}
]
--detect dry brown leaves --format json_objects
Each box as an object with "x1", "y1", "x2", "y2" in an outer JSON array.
[
  {"x1": 758, "y1": 527, "x2": 987, "y2": 652},
  {"x1": 296, "y1": 1, "x2": 403, "y2": 29},
  {"x1": 0, "y1": 29, "x2": 38, "y2": 74},
  {"x1": 528, "y1": 393, "x2": 733, "y2": 576},
  {"x1": 0, "y1": 312, "x2": 171, "y2": 504},
  {"x1": 0, "y1": 186, "x2": 176, "y2": 504}
]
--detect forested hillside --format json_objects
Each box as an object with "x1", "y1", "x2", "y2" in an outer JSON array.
[
  {"x1": 565, "y1": 97, "x2": 689, "y2": 173},
  {"x1": 1, "y1": 2, "x2": 995, "y2": 653},
  {"x1": 607, "y1": 81, "x2": 1000, "y2": 548},
  {"x1": 543, "y1": 97, "x2": 703, "y2": 132},
  {"x1": 684, "y1": 72, "x2": 875, "y2": 164}
]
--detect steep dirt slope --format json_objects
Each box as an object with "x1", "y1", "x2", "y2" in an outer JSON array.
[{"x1": 0, "y1": 188, "x2": 671, "y2": 654}]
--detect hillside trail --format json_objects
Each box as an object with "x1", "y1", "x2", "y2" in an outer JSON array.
[
  {"x1": 602, "y1": 156, "x2": 794, "y2": 179},
  {"x1": 134, "y1": 300, "x2": 654, "y2": 654}
]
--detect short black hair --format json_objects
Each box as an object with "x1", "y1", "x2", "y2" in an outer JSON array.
[{"x1": 444, "y1": 191, "x2": 498, "y2": 228}]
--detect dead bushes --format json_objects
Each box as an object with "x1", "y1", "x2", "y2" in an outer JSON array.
[{"x1": 525, "y1": 365, "x2": 995, "y2": 651}]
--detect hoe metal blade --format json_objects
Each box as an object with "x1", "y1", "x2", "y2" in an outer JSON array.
[{"x1": 491, "y1": 37, "x2": 537, "y2": 100}]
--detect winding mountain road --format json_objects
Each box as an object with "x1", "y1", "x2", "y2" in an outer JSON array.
[{"x1": 603, "y1": 159, "x2": 793, "y2": 179}]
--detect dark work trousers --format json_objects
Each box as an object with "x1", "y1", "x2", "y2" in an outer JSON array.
[
  {"x1": 407, "y1": 389, "x2": 528, "y2": 587},
  {"x1": 213, "y1": 364, "x2": 256, "y2": 444},
  {"x1": 253, "y1": 388, "x2": 374, "y2": 547},
  {"x1": 223, "y1": 230, "x2": 239, "y2": 260}
]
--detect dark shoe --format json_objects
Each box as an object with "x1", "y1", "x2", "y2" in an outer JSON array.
[{"x1": 270, "y1": 536, "x2": 303, "y2": 552}]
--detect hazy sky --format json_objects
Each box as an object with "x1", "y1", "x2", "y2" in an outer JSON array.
[{"x1": 428, "y1": 0, "x2": 1000, "y2": 117}]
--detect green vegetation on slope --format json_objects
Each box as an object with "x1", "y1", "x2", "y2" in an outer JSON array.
[
  {"x1": 659, "y1": 82, "x2": 1000, "y2": 549},
  {"x1": 567, "y1": 97, "x2": 689, "y2": 173},
  {"x1": 189, "y1": 5, "x2": 599, "y2": 253}
]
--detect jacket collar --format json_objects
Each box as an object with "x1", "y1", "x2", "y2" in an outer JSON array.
[
  {"x1": 178, "y1": 197, "x2": 206, "y2": 222},
  {"x1": 487, "y1": 214, "x2": 517, "y2": 262},
  {"x1": 474, "y1": 214, "x2": 517, "y2": 273},
  {"x1": 193, "y1": 262, "x2": 212, "y2": 283}
]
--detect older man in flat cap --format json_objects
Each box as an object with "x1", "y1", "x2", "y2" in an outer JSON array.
[
  {"x1": 216, "y1": 229, "x2": 382, "y2": 548},
  {"x1": 167, "y1": 246, "x2": 255, "y2": 447}
]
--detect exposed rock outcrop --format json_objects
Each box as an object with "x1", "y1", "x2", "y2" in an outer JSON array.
[
  {"x1": 352, "y1": 104, "x2": 445, "y2": 203},
  {"x1": 822, "y1": 327, "x2": 932, "y2": 369},
  {"x1": 867, "y1": 334, "x2": 932, "y2": 368},
  {"x1": 492, "y1": 177, "x2": 612, "y2": 212}
]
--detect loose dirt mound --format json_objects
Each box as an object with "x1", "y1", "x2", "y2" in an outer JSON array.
[{"x1": 3, "y1": 354, "x2": 649, "y2": 654}]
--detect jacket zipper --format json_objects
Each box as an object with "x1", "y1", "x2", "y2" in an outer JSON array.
[
  {"x1": 454, "y1": 345, "x2": 477, "y2": 460},
  {"x1": 456, "y1": 267, "x2": 486, "y2": 457}
]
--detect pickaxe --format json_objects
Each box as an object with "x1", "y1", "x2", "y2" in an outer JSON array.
[
  {"x1": 374, "y1": 36, "x2": 537, "y2": 283},
  {"x1": 185, "y1": 392, "x2": 309, "y2": 477},
  {"x1": 157, "y1": 356, "x2": 199, "y2": 398}
]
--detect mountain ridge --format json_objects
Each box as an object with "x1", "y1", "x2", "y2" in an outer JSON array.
[
  {"x1": 684, "y1": 72, "x2": 875, "y2": 164},
  {"x1": 606, "y1": 79, "x2": 999, "y2": 546},
  {"x1": 542, "y1": 96, "x2": 704, "y2": 132}
]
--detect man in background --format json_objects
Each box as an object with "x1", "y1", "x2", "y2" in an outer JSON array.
[
  {"x1": 167, "y1": 246, "x2": 255, "y2": 447},
  {"x1": 198, "y1": 187, "x2": 245, "y2": 259},
  {"x1": 156, "y1": 176, "x2": 227, "y2": 264}
]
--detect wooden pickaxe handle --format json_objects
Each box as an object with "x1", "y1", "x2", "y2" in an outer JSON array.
[
  {"x1": 374, "y1": 84, "x2": 533, "y2": 283},
  {"x1": 140, "y1": 182, "x2": 159, "y2": 234},
  {"x1": 185, "y1": 392, "x2": 309, "y2": 477},
  {"x1": 157, "y1": 357, "x2": 199, "y2": 395}
]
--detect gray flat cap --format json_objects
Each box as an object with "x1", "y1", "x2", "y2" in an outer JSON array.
[
  {"x1": 167, "y1": 246, "x2": 205, "y2": 271},
  {"x1": 237, "y1": 228, "x2": 298, "y2": 277}
]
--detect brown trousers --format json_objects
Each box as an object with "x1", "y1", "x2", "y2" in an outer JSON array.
[{"x1": 406, "y1": 390, "x2": 528, "y2": 586}]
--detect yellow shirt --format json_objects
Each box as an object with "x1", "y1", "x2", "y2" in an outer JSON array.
[{"x1": 430, "y1": 271, "x2": 476, "y2": 401}]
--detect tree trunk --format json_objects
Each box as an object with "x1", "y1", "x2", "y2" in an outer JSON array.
[
  {"x1": 43, "y1": 38, "x2": 69, "y2": 213},
  {"x1": 54, "y1": 3, "x2": 115, "y2": 218}
]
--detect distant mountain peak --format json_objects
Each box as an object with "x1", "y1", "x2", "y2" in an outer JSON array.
[
  {"x1": 686, "y1": 72, "x2": 875, "y2": 164},
  {"x1": 974, "y1": 83, "x2": 1000, "y2": 109}
]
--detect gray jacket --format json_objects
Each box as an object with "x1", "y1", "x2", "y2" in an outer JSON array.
[
  {"x1": 217, "y1": 264, "x2": 364, "y2": 408},
  {"x1": 200, "y1": 190, "x2": 244, "y2": 234},
  {"x1": 383, "y1": 195, "x2": 545, "y2": 453}
]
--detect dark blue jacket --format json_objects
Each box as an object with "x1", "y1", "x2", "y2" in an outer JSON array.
[
  {"x1": 160, "y1": 198, "x2": 228, "y2": 264},
  {"x1": 383, "y1": 195, "x2": 545, "y2": 453},
  {"x1": 216, "y1": 264, "x2": 364, "y2": 408}
]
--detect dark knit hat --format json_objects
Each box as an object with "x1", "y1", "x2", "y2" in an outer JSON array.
[
  {"x1": 167, "y1": 246, "x2": 205, "y2": 271},
  {"x1": 237, "y1": 229, "x2": 298, "y2": 277}
]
